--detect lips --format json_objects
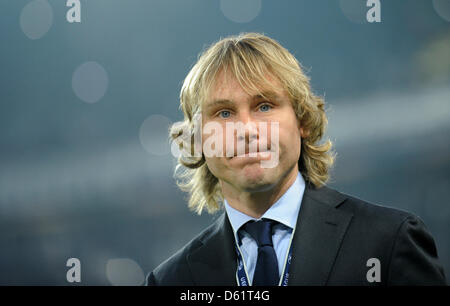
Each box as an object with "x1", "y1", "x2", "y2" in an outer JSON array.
[
  {"x1": 231, "y1": 150, "x2": 272, "y2": 159},
  {"x1": 226, "y1": 142, "x2": 272, "y2": 159}
]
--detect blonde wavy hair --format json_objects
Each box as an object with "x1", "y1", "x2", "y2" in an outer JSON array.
[{"x1": 170, "y1": 32, "x2": 336, "y2": 215}]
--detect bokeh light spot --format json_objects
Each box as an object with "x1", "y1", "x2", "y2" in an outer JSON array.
[
  {"x1": 139, "y1": 114, "x2": 172, "y2": 156},
  {"x1": 20, "y1": 0, "x2": 53, "y2": 40},
  {"x1": 433, "y1": 0, "x2": 450, "y2": 22},
  {"x1": 220, "y1": 0, "x2": 262, "y2": 23},
  {"x1": 339, "y1": 0, "x2": 368, "y2": 24},
  {"x1": 72, "y1": 61, "x2": 109, "y2": 104},
  {"x1": 106, "y1": 258, "x2": 145, "y2": 286}
]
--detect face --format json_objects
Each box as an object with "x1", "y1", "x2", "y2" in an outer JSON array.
[{"x1": 201, "y1": 70, "x2": 305, "y2": 195}]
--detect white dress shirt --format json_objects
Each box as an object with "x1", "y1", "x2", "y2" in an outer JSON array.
[{"x1": 224, "y1": 171, "x2": 306, "y2": 285}]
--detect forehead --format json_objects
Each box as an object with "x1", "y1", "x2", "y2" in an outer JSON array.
[{"x1": 205, "y1": 69, "x2": 287, "y2": 106}]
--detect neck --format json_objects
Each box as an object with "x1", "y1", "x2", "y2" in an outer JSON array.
[{"x1": 222, "y1": 166, "x2": 299, "y2": 219}]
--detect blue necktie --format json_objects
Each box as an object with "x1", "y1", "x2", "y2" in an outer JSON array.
[{"x1": 242, "y1": 218, "x2": 279, "y2": 286}]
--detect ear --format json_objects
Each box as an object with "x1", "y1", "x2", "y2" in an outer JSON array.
[
  {"x1": 300, "y1": 127, "x2": 308, "y2": 138},
  {"x1": 296, "y1": 117, "x2": 308, "y2": 138}
]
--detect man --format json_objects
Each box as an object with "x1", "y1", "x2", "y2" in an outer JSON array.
[{"x1": 146, "y1": 33, "x2": 446, "y2": 285}]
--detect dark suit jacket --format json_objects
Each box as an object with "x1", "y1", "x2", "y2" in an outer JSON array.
[{"x1": 146, "y1": 181, "x2": 447, "y2": 285}]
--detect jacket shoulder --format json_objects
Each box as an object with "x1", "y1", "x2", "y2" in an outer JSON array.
[
  {"x1": 322, "y1": 186, "x2": 446, "y2": 284},
  {"x1": 145, "y1": 215, "x2": 223, "y2": 286},
  {"x1": 324, "y1": 185, "x2": 416, "y2": 226}
]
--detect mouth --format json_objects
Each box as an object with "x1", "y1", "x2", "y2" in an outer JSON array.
[{"x1": 229, "y1": 150, "x2": 272, "y2": 159}]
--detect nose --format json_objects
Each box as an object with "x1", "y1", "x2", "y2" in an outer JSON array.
[{"x1": 237, "y1": 111, "x2": 259, "y2": 143}]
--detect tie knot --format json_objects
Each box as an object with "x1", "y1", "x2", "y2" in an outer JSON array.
[{"x1": 242, "y1": 218, "x2": 276, "y2": 247}]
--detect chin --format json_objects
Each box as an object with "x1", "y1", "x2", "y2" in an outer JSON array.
[
  {"x1": 239, "y1": 167, "x2": 275, "y2": 189},
  {"x1": 241, "y1": 179, "x2": 275, "y2": 193}
]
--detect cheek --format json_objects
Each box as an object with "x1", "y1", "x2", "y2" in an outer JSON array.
[
  {"x1": 222, "y1": 126, "x2": 232, "y2": 153},
  {"x1": 202, "y1": 122, "x2": 226, "y2": 156},
  {"x1": 204, "y1": 156, "x2": 222, "y2": 179},
  {"x1": 280, "y1": 123, "x2": 301, "y2": 156},
  {"x1": 202, "y1": 129, "x2": 227, "y2": 173}
]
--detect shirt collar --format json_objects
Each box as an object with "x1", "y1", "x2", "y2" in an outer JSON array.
[{"x1": 224, "y1": 171, "x2": 306, "y2": 244}]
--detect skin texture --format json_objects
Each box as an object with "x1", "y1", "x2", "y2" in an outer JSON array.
[{"x1": 202, "y1": 70, "x2": 306, "y2": 218}]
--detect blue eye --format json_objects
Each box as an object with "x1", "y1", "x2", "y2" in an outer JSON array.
[
  {"x1": 259, "y1": 104, "x2": 272, "y2": 112},
  {"x1": 219, "y1": 110, "x2": 231, "y2": 118}
]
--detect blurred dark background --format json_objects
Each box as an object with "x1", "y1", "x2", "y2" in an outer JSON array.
[{"x1": 0, "y1": 0, "x2": 449, "y2": 285}]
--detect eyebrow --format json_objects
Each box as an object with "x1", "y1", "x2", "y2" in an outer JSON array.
[{"x1": 204, "y1": 91, "x2": 281, "y2": 111}]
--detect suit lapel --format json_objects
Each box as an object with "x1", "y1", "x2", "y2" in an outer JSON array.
[
  {"x1": 186, "y1": 213, "x2": 237, "y2": 285},
  {"x1": 288, "y1": 181, "x2": 353, "y2": 285},
  {"x1": 186, "y1": 181, "x2": 353, "y2": 286}
]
